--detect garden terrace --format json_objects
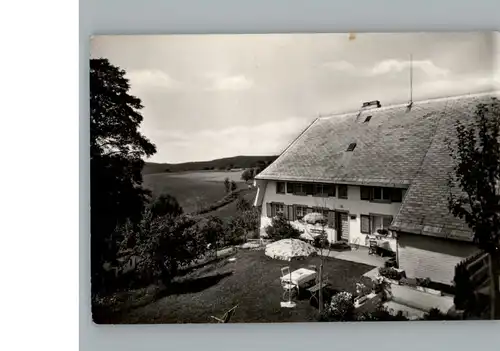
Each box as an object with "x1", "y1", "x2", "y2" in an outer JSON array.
[{"x1": 97, "y1": 250, "x2": 374, "y2": 324}]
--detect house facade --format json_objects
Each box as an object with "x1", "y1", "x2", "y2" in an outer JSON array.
[
  {"x1": 254, "y1": 178, "x2": 402, "y2": 251},
  {"x1": 254, "y1": 93, "x2": 497, "y2": 286}
]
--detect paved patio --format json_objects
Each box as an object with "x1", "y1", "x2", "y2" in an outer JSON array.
[{"x1": 323, "y1": 246, "x2": 387, "y2": 267}]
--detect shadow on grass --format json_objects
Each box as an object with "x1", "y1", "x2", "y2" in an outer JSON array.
[
  {"x1": 92, "y1": 271, "x2": 234, "y2": 324},
  {"x1": 163, "y1": 271, "x2": 234, "y2": 297}
]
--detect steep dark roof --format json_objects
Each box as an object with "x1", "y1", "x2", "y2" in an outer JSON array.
[{"x1": 256, "y1": 92, "x2": 498, "y2": 242}]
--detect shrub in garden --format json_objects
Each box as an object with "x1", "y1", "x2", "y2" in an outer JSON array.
[
  {"x1": 323, "y1": 291, "x2": 355, "y2": 321},
  {"x1": 357, "y1": 303, "x2": 409, "y2": 321},
  {"x1": 373, "y1": 276, "x2": 391, "y2": 302},
  {"x1": 378, "y1": 267, "x2": 405, "y2": 280},
  {"x1": 384, "y1": 257, "x2": 398, "y2": 268},
  {"x1": 354, "y1": 281, "x2": 373, "y2": 299},
  {"x1": 265, "y1": 215, "x2": 302, "y2": 241}
]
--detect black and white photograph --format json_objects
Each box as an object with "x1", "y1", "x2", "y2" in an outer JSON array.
[{"x1": 90, "y1": 32, "x2": 500, "y2": 324}]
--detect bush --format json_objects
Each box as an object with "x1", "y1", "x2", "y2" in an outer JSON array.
[
  {"x1": 241, "y1": 168, "x2": 254, "y2": 182},
  {"x1": 265, "y1": 215, "x2": 302, "y2": 241},
  {"x1": 384, "y1": 257, "x2": 398, "y2": 268},
  {"x1": 373, "y1": 276, "x2": 391, "y2": 302},
  {"x1": 379, "y1": 267, "x2": 405, "y2": 280},
  {"x1": 149, "y1": 194, "x2": 183, "y2": 218},
  {"x1": 236, "y1": 197, "x2": 252, "y2": 213},
  {"x1": 358, "y1": 304, "x2": 409, "y2": 321},
  {"x1": 323, "y1": 291, "x2": 355, "y2": 321},
  {"x1": 354, "y1": 281, "x2": 373, "y2": 299},
  {"x1": 422, "y1": 308, "x2": 459, "y2": 320}
]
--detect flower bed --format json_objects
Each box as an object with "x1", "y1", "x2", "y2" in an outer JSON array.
[{"x1": 378, "y1": 267, "x2": 406, "y2": 280}]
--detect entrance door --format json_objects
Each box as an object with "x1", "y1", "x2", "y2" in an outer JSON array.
[{"x1": 335, "y1": 211, "x2": 349, "y2": 242}]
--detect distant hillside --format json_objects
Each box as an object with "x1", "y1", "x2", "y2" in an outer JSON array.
[{"x1": 143, "y1": 155, "x2": 278, "y2": 175}]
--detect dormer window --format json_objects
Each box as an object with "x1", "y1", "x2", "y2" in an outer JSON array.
[{"x1": 346, "y1": 143, "x2": 357, "y2": 152}]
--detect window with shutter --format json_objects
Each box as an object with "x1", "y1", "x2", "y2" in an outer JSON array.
[
  {"x1": 276, "y1": 182, "x2": 286, "y2": 194},
  {"x1": 382, "y1": 216, "x2": 393, "y2": 229},
  {"x1": 360, "y1": 186, "x2": 371, "y2": 200},
  {"x1": 327, "y1": 211, "x2": 335, "y2": 228},
  {"x1": 294, "y1": 183, "x2": 306, "y2": 195},
  {"x1": 295, "y1": 205, "x2": 307, "y2": 219},
  {"x1": 382, "y1": 187, "x2": 391, "y2": 200},
  {"x1": 324, "y1": 184, "x2": 336, "y2": 197},
  {"x1": 338, "y1": 185, "x2": 348, "y2": 199},
  {"x1": 266, "y1": 203, "x2": 272, "y2": 218},
  {"x1": 305, "y1": 183, "x2": 314, "y2": 195},
  {"x1": 360, "y1": 215, "x2": 370, "y2": 234},
  {"x1": 313, "y1": 184, "x2": 324, "y2": 196},
  {"x1": 275, "y1": 203, "x2": 285, "y2": 216}
]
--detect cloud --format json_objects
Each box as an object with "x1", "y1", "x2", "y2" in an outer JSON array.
[
  {"x1": 126, "y1": 69, "x2": 181, "y2": 90},
  {"x1": 416, "y1": 74, "x2": 496, "y2": 98},
  {"x1": 323, "y1": 59, "x2": 449, "y2": 78},
  {"x1": 370, "y1": 59, "x2": 449, "y2": 78},
  {"x1": 206, "y1": 73, "x2": 253, "y2": 91},
  {"x1": 147, "y1": 117, "x2": 313, "y2": 163}
]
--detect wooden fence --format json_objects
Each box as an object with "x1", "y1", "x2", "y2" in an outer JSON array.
[{"x1": 454, "y1": 250, "x2": 491, "y2": 309}]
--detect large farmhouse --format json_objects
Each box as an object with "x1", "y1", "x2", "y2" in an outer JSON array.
[{"x1": 254, "y1": 92, "x2": 497, "y2": 286}]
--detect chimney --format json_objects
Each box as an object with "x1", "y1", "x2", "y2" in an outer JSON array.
[{"x1": 362, "y1": 100, "x2": 382, "y2": 109}]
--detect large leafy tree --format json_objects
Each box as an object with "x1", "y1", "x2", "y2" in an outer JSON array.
[
  {"x1": 90, "y1": 58, "x2": 156, "y2": 290},
  {"x1": 447, "y1": 97, "x2": 500, "y2": 319},
  {"x1": 150, "y1": 194, "x2": 183, "y2": 219},
  {"x1": 133, "y1": 214, "x2": 207, "y2": 285}
]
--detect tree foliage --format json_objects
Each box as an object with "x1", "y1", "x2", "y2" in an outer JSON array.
[
  {"x1": 241, "y1": 168, "x2": 254, "y2": 182},
  {"x1": 447, "y1": 98, "x2": 500, "y2": 252},
  {"x1": 230, "y1": 180, "x2": 238, "y2": 192},
  {"x1": 130, "y1": 214, "x2": 207, "y2": 285},
  {"x1": 265, "y1": 215, "x2": 302, "y2": 241},
  {"x1": 90, "y1": 58, "x2": 156, "y2": 291},
  {"x1": 447, "y1": 97, "x2": 500, "y2": 318},
  {"x1": 199, "y1": 215, "x2": 224, "y2": 252},
  {"x1": 236, "y1": 196, "x2": 252, "y2": 213},
  {"x1": 224, "y1": 177, "x2": 231, "y2": 193},
  {"x1": 150, "y1": 194, "x2": 183, "y2": 219}
]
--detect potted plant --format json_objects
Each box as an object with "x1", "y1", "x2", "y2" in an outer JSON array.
[{"x1": 377, "y1": 229, "x2": 389, "y2": 236}]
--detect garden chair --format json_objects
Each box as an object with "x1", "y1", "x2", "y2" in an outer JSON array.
[
  {"x1": 281, "y1": 266, "x2": 298, "y2": 299},
  {"x1": 210, "y1": 305, "x2": 238, "y2": 323},
  {"x1": 282, "y1": 281, "x2": 298, "y2": 301},
  {"x1": 281, "y1": 266, "x2": 290, "y2": 278}
]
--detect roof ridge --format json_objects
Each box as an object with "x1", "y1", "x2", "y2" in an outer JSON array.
[{"x1": 318, "y1": 90, "x2": 499, "y2": 120}]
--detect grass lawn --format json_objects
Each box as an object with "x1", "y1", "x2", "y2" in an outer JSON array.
[
  {"x1": 108, "y1": 250, "x2": 374, "y2": 324},
  {"x1": 142, "y1": 171, "x2": 248, "y2": 214}
]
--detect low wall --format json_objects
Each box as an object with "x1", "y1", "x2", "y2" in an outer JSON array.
[{"x1": 390, "y1": 283, "x2": 454, "y2": 313}]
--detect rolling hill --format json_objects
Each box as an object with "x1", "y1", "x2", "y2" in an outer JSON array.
[{"x1": 143, "y1": 155, "x2": 278, "y2": 175}]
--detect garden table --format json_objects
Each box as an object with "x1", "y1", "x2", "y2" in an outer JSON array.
[{"x1": 280, "y1": 268, "x2": 317, "y2": 293}]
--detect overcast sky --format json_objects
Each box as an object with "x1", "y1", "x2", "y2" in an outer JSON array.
[{"x1": 91, "y1": 32, "x2": 498, "y2": 164}]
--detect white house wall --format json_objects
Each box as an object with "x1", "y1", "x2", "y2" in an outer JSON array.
[
  {"x1": 397, "y1": 234, "x2": 477, "y2": 285},
  {"x1": 258, "y1": 180, "x2": 404, "y2": 249}
]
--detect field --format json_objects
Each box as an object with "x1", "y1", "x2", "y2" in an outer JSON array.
[
  {"x1": 98, "y1": 250, "x2": 374, "y2": 324},
  {"x1": 142, "y1": 170, "x2": 255, "y2": 215}
]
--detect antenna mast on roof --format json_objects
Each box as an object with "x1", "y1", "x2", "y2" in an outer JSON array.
[{"x1": 407, "y1": 54, "x2": 413, "y2": 111}]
